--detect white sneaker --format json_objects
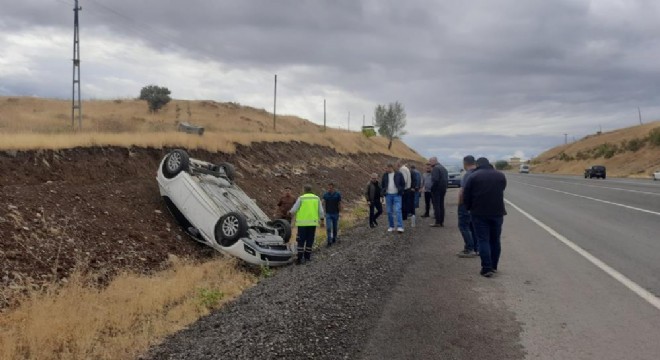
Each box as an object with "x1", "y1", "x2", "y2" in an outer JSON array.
[
  {"x1": 397, "y1": 227, "x2": 404, "y2": 233},
  {"x1": 387, "y1": 227, "x2": 394, "y2": 232}
]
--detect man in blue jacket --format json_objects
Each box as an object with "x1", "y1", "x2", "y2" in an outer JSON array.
[
  {"x1": 463, "y1": 157, "x2": 507, "y2": 277},
  {"x1": 381, "y1": 163, "x2": 406, "y2": 233}
]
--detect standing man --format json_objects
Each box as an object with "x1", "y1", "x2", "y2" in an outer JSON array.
[
  {"x1": 398, "y1": 160, "x2": 412, "y2": 222},
  {"x1": 275, "y1": 186, "x2": 296, "y2": 222},
  {"x1": 290, "y1": 184, "x2": 325, "y2": 265},
  {"x1": 457, "y1": 155, "x2": 478, "y2": 257},
  {"x1": 365, "y1": 173, "x2": 383, "y2": 228},
  {"x1": 410, "y1": 165, "x2": 422, "y2": 217},
  {"x1": 463, "y1": 158, "x2": 507, "y2": 277},
  {"x1": 429, "y1": 157, "x2": 448, "y2": 227},
  {"x1": 381, "y1": 163, "x2": 405, "y2": 233},
  {"x1": 322, "y1": 182, "x2": 342, "y2": 246},
  {"x1": 421, "y1": 163, "x2": 433, "y2": 218}
]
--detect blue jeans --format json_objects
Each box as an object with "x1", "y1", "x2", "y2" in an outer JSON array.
[
  {"x1": 325, "y1": 213, "x2": 339, "y2": 244},
  {"x1": 471, "y1": 215, "x2": 503, "y2": 272},
  {"x1": 458, "y1": 204, "x2": 476, "y2": 252},
  {"x1": 385, "y1": 193, "x2": 403, "y2": 228}
]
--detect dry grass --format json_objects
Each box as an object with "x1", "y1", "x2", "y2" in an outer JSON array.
[
  {"x1": 532, "y1": 120, "x2": 660, "y2": 177},
  {"x1": 0, "y1": 97, "x2": 422, "y2": 160},
  {"x1": 0, "y1": 256, "x2": 256, "y2": 360}
]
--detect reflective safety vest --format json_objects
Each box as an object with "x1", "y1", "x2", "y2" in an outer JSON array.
[{"x1": 296, "y1": 193, "x2": 320, "y2": 227}]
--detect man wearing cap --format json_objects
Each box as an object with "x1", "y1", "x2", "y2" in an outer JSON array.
[
  {"x1": 463, "y1": 157, "x2": 507, "y2": 277},
  {"x1": 365, "y1": 173, "x2": 383, "y2": 228},
  {"x1": 290, "y1": 184, "x2": 325, "y2": 264},
  {"x1": 457, "y1": 155, "x2": 478, "y2": 257}
]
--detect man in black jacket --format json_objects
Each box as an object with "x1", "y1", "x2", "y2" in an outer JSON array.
[
  {"x1": 428, "y1": 157, "x2": 449, "y2": 227},
  {"x1": 463, "y1": 157, "x2": 507, "y2": 277},
  {"x1": 365, "y1": 173, "x2": 383, "y2": 228}
]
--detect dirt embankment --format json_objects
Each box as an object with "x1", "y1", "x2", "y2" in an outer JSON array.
[{"x1": 0, "y1": 142, "x2": 405, "y2": 307}]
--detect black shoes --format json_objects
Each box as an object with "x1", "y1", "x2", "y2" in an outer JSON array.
[
  {"x1": 480, "y1": 268, "x2": 494, "y2": 277},
  {"x1": 430, "y1": 223, "x2": 444, "y2": 227}
]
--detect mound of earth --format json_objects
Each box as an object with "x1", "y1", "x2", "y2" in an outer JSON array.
[{"x1": 0, "y1": 143, "x2": 409, "y2": 307}]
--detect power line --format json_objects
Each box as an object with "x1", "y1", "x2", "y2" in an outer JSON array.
[{"x1": 84, "y1": 0, "x2": 179, "y2": 51}]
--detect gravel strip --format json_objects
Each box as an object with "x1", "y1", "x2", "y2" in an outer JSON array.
[{"x1": 146, "y1": 221, "x2": 416, "y2": 360}]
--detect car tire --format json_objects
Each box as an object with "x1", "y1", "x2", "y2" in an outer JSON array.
[
  {"x1": 220, "y1": 162, "x2": 236, "y2": 181},
  {"x1": 271, "y1": 219, "x2": 292, "y2": 243},
  {"x1": 215, "y1": 212, "x2": 248, "y2": 247},
  {"x1": 162, "y1": 149, "x2": 190, "y2": 179}
]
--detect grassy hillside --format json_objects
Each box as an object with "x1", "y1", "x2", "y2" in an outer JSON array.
[
  {"x1": 0, "y1": 97, "x2": 421, "y2": 160},
  {"x1": 532, "y1": 121, "x2": 660, "y2": 178}
]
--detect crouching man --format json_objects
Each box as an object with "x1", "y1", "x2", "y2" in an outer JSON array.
[{"x1": 289, "y1": 184, "x2": 325, "y2": 265}]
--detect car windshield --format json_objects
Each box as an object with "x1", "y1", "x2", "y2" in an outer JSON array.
[{"x1": 446, "y1": 165, "x2": 460, "y2": 173}]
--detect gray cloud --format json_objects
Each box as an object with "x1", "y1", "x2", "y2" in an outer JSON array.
[{"x1": 2, "y1": 0, "x2": 660, "y2": 159}]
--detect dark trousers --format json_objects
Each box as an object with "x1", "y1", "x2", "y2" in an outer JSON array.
[
  {"x1": 471, "y1": 215, "x2": 503, "y2": 272},
  {"x1": 296, "y1": 226, "x2": 316, "y2": 261},
  {"x1": 431, "y1": 189, "x2": 446, "y2": 225},
  {"x1": 402, "y1": 189, "x2": 415, "y2": 220},
  {"x1": 423, "y1": 192, "x2": 432, "y2": 216},
  {"x1": 369, "y1": 201, "x2": 383, "y2": 226},
  {"x1": 458, "y1": 204, "x2": 476, "y2": 252}
]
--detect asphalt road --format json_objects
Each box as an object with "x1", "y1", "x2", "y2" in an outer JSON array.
[{"x1": 362, "y1": 174, "x2": 660, "y2": 360}]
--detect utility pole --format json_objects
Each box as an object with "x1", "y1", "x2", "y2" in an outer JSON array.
[
  {"x1": 348, "y1": 111, "x2": 350, "y2": 131},
  {"x1": 362, "y1": 114, "x2": 365, "y2": 127},
  {"x1": 638, "y1": 107, "x2": 643, "y2": 125},
  {"x1": 323, "y1": 99, "x2": 326, "y2": 131},
  {"x1": 564, "y1": 133, "x2": 568, "y2": 144},
  {"x1": 71, "y1": 0, "x2": 82, "y2": 130},
  {"x1": 273, "y1": 74, "x2": 277, "y2": 131}
]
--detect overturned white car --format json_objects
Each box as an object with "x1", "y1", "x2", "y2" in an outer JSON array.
[{"x1": 156, "y1": 149, "x2": 294, "y2": 266}]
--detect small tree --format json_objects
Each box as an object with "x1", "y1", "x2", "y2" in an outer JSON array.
[
  {"x1": 374, "y1": 101, "x2": 407, "y2": 150},
  {"x1": 494, "y1": 160, "x2": 510, "y2": 170},
  {"x1": 139, "y1": 85, "x2": 171, "y2": 113}
]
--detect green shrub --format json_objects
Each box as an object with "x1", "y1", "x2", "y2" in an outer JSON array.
[
  {"x1": 649, "y1": 128, "x2": 660, "y2": 146},
  {"x1": 197, "y1": 288, "x2": 225, "y2": 309},
  {"x1": 558, "y1": 152, "x2": 574, "y2": 161},
  {"x1": 625, "y1": 138, "x2": 645, "y2": 152},
  {"x1": 592, "y1": 143, "x2": 618, "y2": 158},
  {"x1": 494, "y1": 160, "x2": 510, "y2": 170}
]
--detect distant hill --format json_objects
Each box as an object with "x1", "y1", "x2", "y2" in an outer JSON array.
[
  {"x1": 532, "y1": 121, "x2": 660, "y2": 178},
  {"x1": 0, "y1": 96, "x2": 421, "y2": 160}
]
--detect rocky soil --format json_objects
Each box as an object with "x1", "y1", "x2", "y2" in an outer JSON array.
[
  {"x1": 0, "y1": 143, "x2": 408, "y2": 307},
  {"x1": 146, "y1": 218, "x2": 416, "y2": 360}
]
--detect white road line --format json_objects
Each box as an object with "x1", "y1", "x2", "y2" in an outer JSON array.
[
  {"x1": 505, "y1": 198, "x2": 660, "y2": 311},
  {"x1": 510, "y1": 180, "x2": 660, "y2": 216},
  {"x1": 545, "y1": 179, "x2": 660, "y2": 196}
]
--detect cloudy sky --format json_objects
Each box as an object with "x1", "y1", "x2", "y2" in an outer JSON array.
[{"x1": 2, "y1": 0, "x2": 660, "y2": 162}]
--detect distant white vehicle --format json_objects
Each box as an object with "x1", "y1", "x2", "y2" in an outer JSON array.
[
  {"x1": 156, "y1": 149, "x2": 294, "y2": 266},
  {"x1": 653, "y1": 170, "x2": 660, "y2": 181},
  {"x1": 519, "y1": 164, "x2": 530, "y2": 173}
]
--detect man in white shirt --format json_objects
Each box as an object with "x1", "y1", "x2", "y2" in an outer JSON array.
[{"x1": 398, "y1": 160, "x2": 413, "y2": 222}]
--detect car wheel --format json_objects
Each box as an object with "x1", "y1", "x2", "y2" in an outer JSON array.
[
  {"x1": 162, "y1": 149, "x2": 190, "y2": 179},
  {"x1": 220, "y1": 162, "x2": 236, "y2": 181},
  {"x1": 215, "y1": 212, "x2": 248, "y2": 247},
  {"x1": 602, "y1": 175, "x2": 606, "y2": 179},
  {"x1": 271, "y1": 219, "x2": 292, "y2": 243}
]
